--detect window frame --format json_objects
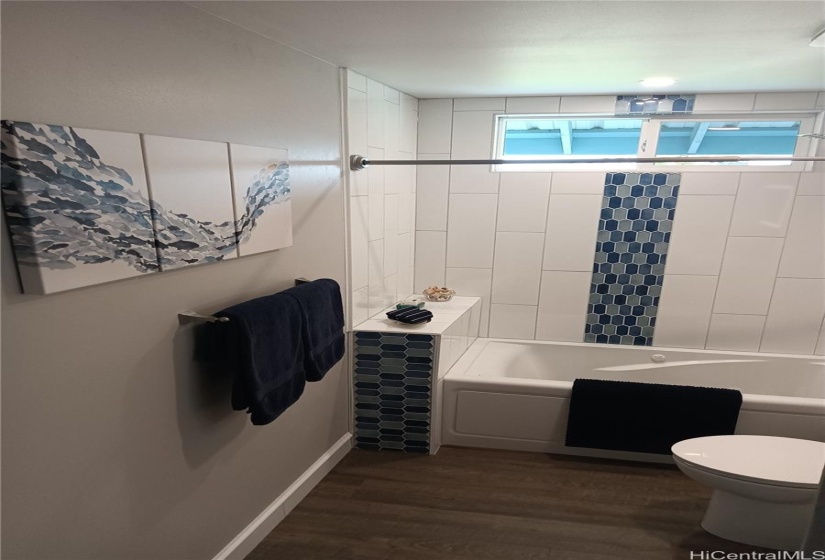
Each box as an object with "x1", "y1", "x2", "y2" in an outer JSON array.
[{"x1": 492, "y1": 111, "x2": 822, "y2": 173}]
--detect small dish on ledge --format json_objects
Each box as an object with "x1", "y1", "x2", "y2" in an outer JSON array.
[{"x1": 423, "y1": 286, "x2": 456, "y2": 302}]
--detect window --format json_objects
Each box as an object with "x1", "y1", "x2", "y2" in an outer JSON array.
[{"x1": 494, "y1": 113, "x2": 820, "y2": 171}]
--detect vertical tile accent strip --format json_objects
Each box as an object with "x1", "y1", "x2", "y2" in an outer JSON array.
[
  {"x1": 615, "y1": 95, "x2": 696, "y2": 115},
  {"x1": 584, "y1": 173, "x2": 681, "y2": 346},
  {"x1": 354, "y1": 332, "x2": 434, "y2": 452}
]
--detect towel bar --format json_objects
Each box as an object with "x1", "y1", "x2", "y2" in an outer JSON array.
[{"x1": 177, "y1": 278, "x2": 312, "y2": 325}]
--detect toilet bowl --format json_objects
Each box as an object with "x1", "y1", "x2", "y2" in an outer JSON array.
[{"x1": 672, "y1": 435, "x2": 825, "y2": 551}]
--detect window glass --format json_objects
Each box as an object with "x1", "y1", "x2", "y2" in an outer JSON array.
[
  {"x1": 502, "y1": 119, "x2": 644, "y2": 158},
  {"x1": 655, "y1": 120, "x2": 801, "y2": 157}
]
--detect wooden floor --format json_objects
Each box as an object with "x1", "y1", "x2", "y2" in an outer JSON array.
[{"x1": 246, "y1": 446, "x2": 770, "y2": 560}]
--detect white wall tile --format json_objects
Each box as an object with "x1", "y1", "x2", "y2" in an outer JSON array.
[
  {"x1": 400, "y1": 104, "x2": 417, "y2": 154},
  {"x1": 367, "y1": 147, "x2": 384, "y2": 241},
  {"x1": 446, "y1": 194, "x2": 498, "y2": 268},
  {"x1": 491, "y1": 232, "x2": 544, "y2": 305},
  {"x1": 714, "y1": 237, "x2": 784, "y2": 315},
  {"x1": 706, "y1": 314, "x2": 766, "y2": 352},
  {"x1": 417, "y1": 99, "x2": 453, "y2": 154},
  {"x1": 496, "y1": 173, "x2": 551, "y2": 232},
  {"x1": 653, "y1": 275, "x2": 718, "y2": 349},
  {"x1": 543, "y1": 194, "x2": 602, "y2": 271},
  {"x1": 798, "y1": 171, "x2": 825, "y2": 196},
  {"x1": 454, "y1": 98, "x2": 505, "y2": 111},
  {"x1": 366, "y1": 79, "x2": 385, "y2": 148},
  {"x1": 398, "y1": 189, "x2": 412, "y2": 234},
  {"x1": 729, "y1": 173, "x2": 798, "y2": 237},
  {"x1": 505, "y1": 97, "x2": 561, "y2": 113},
  {"x1": 777, "y1": 196, "x2": 825, "y2": 278},
  {"x1": 398, "y1": 266, "x2": 414, "y2": 298},
  {"x1": 384, "y1": 101, "x2": 399, "y2": 163},
  {"x1": 449, "y1": 165, "x2": 500, "y2": 194},
  {"x1": 383, "y1": 195, "x2": 398, "y2": 276},
  {"x1": 754, "y1": 92, "x2": 819, "y2": 111},
  {"x1": 398, "y1": 232, "x2": 412, "y2": 271},
  {"x1": 559, "y1": 95, "x2": 616, "y2": 114},
  {"x1": 817, "y1": 91, "x2": 825, "y2": 109},
  {"x1": 368, "y1": 238, "x2": 385, "y2": 317},
  {"x1": 350, "y1": 195, "x2": 369, "y2": 290},
  {"x1": 535, "y1": 271, "x2": 591, "y2": 342},
  {"x1": 816, "y1": 319, "x2": 825, "y2": 355},
  {"x1": 551, "y1": 172, "x2": 606, "y2": 194},
  {"x1": 415, "y1": 153, "x2": 449, "y2": 231},
  {"x1": 488, "y1": 304, "x2": 537, "y2": 339},
  {"x1": 693, "y1": 93, "x2": 755, "y2": 112},
  {"x1": 450, "y1": 111, "x2": 496, "y2": 158},
  {"x1": 383, "y1": 273, "x2": 398, "y2": 309},
  {"x1": 352, "y1": 286, "x2": 370, "y2": 326},
  {"x1": 383, "y1": 86, "x2": 400, "y2": 104},
  {"x1": 666, "y1": 195, "x2": 734, "y2": 276},
  {"x1": 346, "y1": 69, "x2": 367, "y2": 92},
  {"x1": 679, "y1": 172, "x2": 740, "y2": 195},
  {"x1": 347, "y1": 89, "x2": 369, "y2": 199},
  {"x1": 760, "y1": 278, "x2": 825, "y2": 354},
  {"x1": 446, "y1": 267, "x2": 493, "y2": 337},
  {"x1": 414, "y1": 231, "x2": 446, "y2": 292}
]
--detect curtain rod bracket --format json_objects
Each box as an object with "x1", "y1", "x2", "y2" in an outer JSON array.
[{"x1": 350, "y1": 155, "x2": 370, "y2": 170}]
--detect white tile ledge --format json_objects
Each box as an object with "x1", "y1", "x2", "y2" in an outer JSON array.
[{"x1": 353, "y1": 296, "x2": 481, "y2": 335}]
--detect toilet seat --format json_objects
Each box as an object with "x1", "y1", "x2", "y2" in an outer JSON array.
[{"x1": 672, "y1": 435, "x2": 825, "y2": 489}]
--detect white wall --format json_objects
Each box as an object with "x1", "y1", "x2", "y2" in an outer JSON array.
[
  {"x1": 416, "y1": 93, "x2": 825, "y2": 354},
  {"x1": 344, "y1": 70, "x2": 418, "y2": 325},
  {"x1": 1, "y1": 2, "x2": 349, "y2": 558}
]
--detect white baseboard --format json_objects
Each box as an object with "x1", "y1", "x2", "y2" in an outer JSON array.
[{"x1": 212, "y1": 432, "x2": 353, "y2": 560}]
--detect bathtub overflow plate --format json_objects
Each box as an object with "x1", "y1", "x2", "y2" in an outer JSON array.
[{"x1": 651, "y1": 354, "x2": 666, "y2": 363}]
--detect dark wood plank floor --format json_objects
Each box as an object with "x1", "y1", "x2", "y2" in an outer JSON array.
[{"x1": 247, "y1": 446, "x2": 770, "y2": 560}]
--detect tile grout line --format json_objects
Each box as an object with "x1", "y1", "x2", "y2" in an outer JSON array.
[
  {"x1": 705, "y1": 172, "x2": 742, "y2": 349},
  {"x1": 756, "y1": 174, "x2": 798, "y2": 352}
]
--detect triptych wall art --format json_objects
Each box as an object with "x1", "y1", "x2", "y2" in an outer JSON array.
[{"x1": 0, "y1": 120, "x2": 292, "y2": 294}]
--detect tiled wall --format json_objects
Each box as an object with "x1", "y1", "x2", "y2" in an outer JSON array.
[
  {"x1": 354, "y1": 332, "x2": 434, "y2": 452},
  {"x1": 345, "y1": 70, "x2": 418, "y2": 326},
  {"x1": 415, "y1": 92, "x2": 825, "y2": 354}
]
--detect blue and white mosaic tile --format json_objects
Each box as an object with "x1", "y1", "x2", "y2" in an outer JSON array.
[
  {"x1": 354, "y1": 332, "x2": 434, "y2": 453},
  {"x1": 615, "y1": 95, "x2": 695, "y2": 115},
  {"x1": 585, "y1": 172, "x2": 681, "y2": 346}
]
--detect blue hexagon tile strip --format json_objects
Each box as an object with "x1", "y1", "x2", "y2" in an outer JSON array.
[
  {"x1": 584, "y1": 172, "x2": 681, "y2": 346},
  {"x1": 353, "y1": 332, "x2": 434, "y2": 453},
  {"x1": 615, "y1": 94, "x2": 695, "y2": 114}
]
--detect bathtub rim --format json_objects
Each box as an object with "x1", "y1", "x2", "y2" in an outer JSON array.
[{"x1": 445, "y1": 337, "x2": 825, "y2": 415}]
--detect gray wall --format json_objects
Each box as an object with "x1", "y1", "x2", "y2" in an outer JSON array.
[{"x1": 1, "y1": 2, "x2": 349, "y2": 558}]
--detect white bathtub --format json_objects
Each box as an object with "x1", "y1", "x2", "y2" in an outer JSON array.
[{"x1": 441, "y1": 338, "x2": 825, "y2": 463}]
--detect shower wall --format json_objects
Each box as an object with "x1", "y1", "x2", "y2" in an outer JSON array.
[
  {"x1": 344, "y1": 70, "x2": 418, "y2": 326},
  {"x1": 415, "y1": 93, "x2": 825, "y2": 355}
]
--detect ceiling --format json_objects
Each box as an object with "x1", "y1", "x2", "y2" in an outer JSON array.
[{"x1": 190, "y1": 1, "x2": 825, "y2": 98}]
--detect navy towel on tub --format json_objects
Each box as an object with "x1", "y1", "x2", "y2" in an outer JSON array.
[
  {"x1": 214, "y1": 293, "x2": 306, "y2": 425},
  {"x1": 283, "y1": 278, "x2": 345, "y2": 382},
  {"x1": 564, "y1": 379, "x2": 742, "y2": 455}
]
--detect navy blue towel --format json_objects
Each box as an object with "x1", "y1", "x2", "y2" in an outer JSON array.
[
  {"x1": 565, "y1": 379, "x2": 742, "y2": 455},
  {"x1": 215, "y1": 294, "x2": 306, "y2": 425},
  {"x1": 283, "y1": 278, "x2": 345, "y2": 382}
]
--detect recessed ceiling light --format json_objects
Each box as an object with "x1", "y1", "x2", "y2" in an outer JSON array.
[
  {"x1": 811, "y1": 28, "x2": 825, "y2": 47},
  {"x1": 640, "y1": 77, "x2": 676, "y2": 87}
]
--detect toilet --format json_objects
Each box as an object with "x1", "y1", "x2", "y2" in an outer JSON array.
[{"x1": 672, "y1": 435, "x2": 825, "y2": 551}]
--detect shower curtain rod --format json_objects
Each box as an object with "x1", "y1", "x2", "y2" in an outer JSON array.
[{"x1": 349, "y1": 154, "x2": 825, "y2": 171}]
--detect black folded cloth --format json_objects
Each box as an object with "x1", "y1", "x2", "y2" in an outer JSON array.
[
  {"x1": 565, "y1": 378, "x2": 742, "y2": 455},
  {"x1": 214, "y1": 293, "x2": 306, "y2": 425},
  {"x1": 386, "y1": 307, "x2": 433, "y2": 324},
  {"x1": 282, "y1": 278, "x2": 345, "y2": 382}
]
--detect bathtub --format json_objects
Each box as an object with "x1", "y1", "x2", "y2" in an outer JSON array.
[{"x1": 441, "y1": 338, "x2": 825, "y2": 463}]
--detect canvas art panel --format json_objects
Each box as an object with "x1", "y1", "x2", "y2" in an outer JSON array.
[
  {"x1": 0, "y1": 121, "x2": 159, "y2": 294},
  {"x1": 228, "y1": 143, "x2": 292, "y2": 257},
  {"x1": 142, "y1": 135, "x2": 239, "y2": 271}
]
